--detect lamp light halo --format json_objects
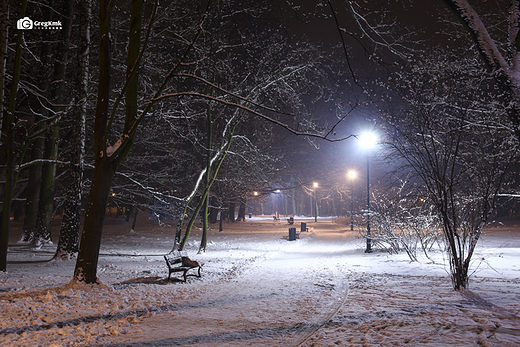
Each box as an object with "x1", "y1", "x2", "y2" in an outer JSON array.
[{"x1": 359, "y1": 131, "x2": 378, "y2": 148}]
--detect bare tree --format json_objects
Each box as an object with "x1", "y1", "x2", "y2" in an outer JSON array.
[{"x1": 383, "y1": 53, "x2": 518, "y2": 289}]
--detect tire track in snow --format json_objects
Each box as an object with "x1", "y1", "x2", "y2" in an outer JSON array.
[{"x1": 289, "y1": 264, "x2": 351, "y2": 347}]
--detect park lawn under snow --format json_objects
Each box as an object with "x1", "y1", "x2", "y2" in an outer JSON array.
[{"x1": 0, "y1": 216, "x2": 519, "y2": 346}]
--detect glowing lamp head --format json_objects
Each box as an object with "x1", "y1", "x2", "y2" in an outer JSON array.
[
  {"x1": 348, "y1": 170, "x2": 356, "y2": 179},
  {"x1": 359, "y1": 131, "x2": 378, "y2": 149},
  {"x1": 313, "y1": 182, "x2": 318, "y2": 188}
]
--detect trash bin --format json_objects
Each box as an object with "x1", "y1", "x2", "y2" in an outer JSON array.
[
  {"x1": 289, "y1": 227, "x2": 297, "y2": 241},
  {"x1": 301, "y1": 222, "x2": 307, "y2": 232},
  {"x1": 249, "y1": 213, "x2": 252, "y2": 218}
]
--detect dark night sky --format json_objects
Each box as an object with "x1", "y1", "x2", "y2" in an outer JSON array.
[
  {"x1": 248, "y1": 0, "x2": 495, "y2": 192},
  {"x1": 259, "y1": 0, "x2": 509, "y2": 189}
]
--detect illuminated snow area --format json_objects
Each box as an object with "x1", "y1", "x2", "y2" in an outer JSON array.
[{"x1": 1, "y1": 216, "x2": 519, "y2": 346}]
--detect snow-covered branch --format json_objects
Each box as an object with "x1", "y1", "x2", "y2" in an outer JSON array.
[{"x1": 152, "y1": 92, "x2": 354, "y2": 142}]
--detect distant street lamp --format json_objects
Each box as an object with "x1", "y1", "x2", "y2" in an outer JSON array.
[
  {"x1": 313, "y1": 182, "x2": 318, "y2": 222},
  {"x1": 359, "y1": 131, "x2": 377, "y2": 253},
  {"x1": 347, "y1": 170, "x2": 356, "y2": 231},
  {"x1": 274, "y1": 189, "x2": 281, "y2": 218}
]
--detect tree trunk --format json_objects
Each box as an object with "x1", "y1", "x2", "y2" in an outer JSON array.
[
  {"x1": 228, "y1": 202, "x2": 235, "y2": 222},
  {"x1": 219, "y1": 208, "x2": 223, "y2": 231},
  {"x1": 35, "y1": 0, "x2": 73, "y2": 245},
  {"x1": 55, "y1": 0, "x2": 88, "y2": 259},
  {"x1": 73, "y1": 158, "x2": 115, "y2": 283},
  {"x1": 130, "y1": 208, "x2": 138, "y2": 232},
  {"x1": 72, "y1": 0, "x2": 112, "y2": 283},
  {"x1": 179, "y1": 125, "x2": 238, "y2": 252},
  {"x1": 200, "y1": 99, "x2": 213, "y2": 252},
  {"x1": 292, "y1": 187, "x2": 297, "y2": 216},
  {"x1": 22, "y1": 5, "x2": 51, "y2": 243},
  {"x1": 0, "y1": 0, "x2": 8, "y2": 126},
  {"x1": 21, "y1": 138, "x2": 44, "y2": 242},
  {"x1": 237, "y1": 201, "x2": 246, "y2": 221},
  {"x1": 34, "y1": 127, "x2": 58, "y2": 245},
  {"x1": 209, "y1": 202, "x2": 218, "y2": 223},
  {"x1": 73, "y1": 0, "x2": 144, "y2": 283},
  {"x1": 1, "y1": 0, "x2": 27, "y2": 271}
]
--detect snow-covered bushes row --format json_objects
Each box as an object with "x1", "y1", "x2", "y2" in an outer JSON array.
[{"x1": 365, "y1": 189, "x2": 442, "y2": 262}]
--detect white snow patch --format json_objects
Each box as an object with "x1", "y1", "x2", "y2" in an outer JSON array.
[{"x1": 1, "y1": 217, "x2": 519, "y2": 346}]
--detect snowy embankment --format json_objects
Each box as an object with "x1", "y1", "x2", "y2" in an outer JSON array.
[{"x1": 0, "y1": 217, "x2": 519, "y2": 346}]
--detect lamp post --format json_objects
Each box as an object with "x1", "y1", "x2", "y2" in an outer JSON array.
[
  {"x1": 313, "y1": 182, "x2": 318, "y2": 222},
  {"x1": 274, "y1": 189, "x2": 281, "y2": 219},
  {"x1": 359, "y1": 131, "x2": 377, "y2": 253},
  {"x1": 347, "y1": 170, "x2": 356, "y2": 231}
]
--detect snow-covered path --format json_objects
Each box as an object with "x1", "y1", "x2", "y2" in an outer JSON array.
[
  {"x1": 104, "y1": 224, "x2": 354, "y2": 346},
  {"x1": 1, "y1": 217, "x2": 519, "y2": 346}
]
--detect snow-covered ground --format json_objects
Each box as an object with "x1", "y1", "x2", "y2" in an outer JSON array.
[{"x1": 1, "y1": 216, "x2": 519, "y2": 346}]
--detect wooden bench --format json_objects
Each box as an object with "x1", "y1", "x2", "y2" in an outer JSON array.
[
  {"x1": 273, "y1": 215, "x2": 280, "y2": 221},
  {"x1": 164, "y1": 255, "x2": 202, "y2": 282}
]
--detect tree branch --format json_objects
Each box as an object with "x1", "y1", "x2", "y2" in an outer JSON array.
[{"x1": 152, "y1": 91, "x2": 355, "y2": 142}]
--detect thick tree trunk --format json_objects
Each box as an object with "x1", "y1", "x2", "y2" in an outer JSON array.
[
  {"x1": 0, "y1": 0, "x2": 7, "y2": 126},
  {"x1": 56, "y1": 0, "x2": 88, "y2": 259},
  {"x1": 237, "y1": 201, "x2": 246, "y2": 221},
  {"x1": 228, "y1": 202, "x2": 235, "y2": 222},
  {"x1": 209, "y1": 202, "x2": 218, "y2": 223},
  {"x1": 72, "y1": 0, "x2": 112, "y2": 283},
  {"x1": 1, "y1": 0, "x2": 27, "y2": 271},
  {"x1": 73, "y1": 158, "x2": 115, "y2": 282},
  {"x1": 73, "y1": 0, "x2": 144, "y2": 283}
]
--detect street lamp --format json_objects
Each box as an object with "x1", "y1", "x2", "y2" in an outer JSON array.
[
  {"x1": 347, "y1": 170, "x2": 356, "y2": 231},
  {"x1": 313, "y1": 182, "x2": 318, "y2": 222},
  {"x1": 274, "y1": 189, "x2": 281, "y2": 219},
  {"x1": 359, "y1": 131, "x2": 377, "y2": 253}
]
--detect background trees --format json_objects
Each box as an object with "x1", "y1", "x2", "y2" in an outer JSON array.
[{"x1": 70, "y1": 0, "x2": 358, "y2": 283}]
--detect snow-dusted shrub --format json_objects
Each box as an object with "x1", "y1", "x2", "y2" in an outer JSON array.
[{"x1": 367, "y1": 188, "x2": 442, "y2": 262}]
